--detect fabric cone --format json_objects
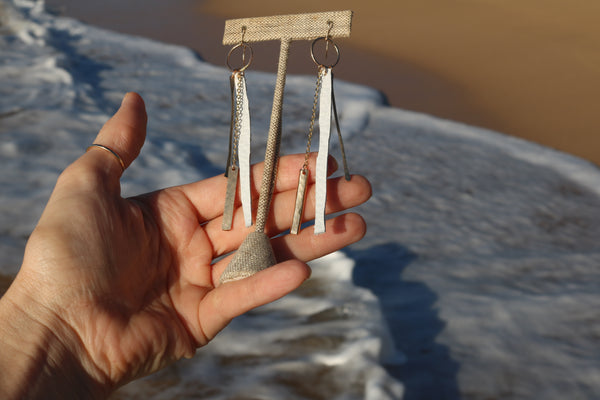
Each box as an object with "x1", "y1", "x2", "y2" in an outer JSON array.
[{"x1": 219, "y1": 232, "x2": 277, "y2": 284}]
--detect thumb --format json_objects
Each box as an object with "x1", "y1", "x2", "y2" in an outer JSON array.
[
  {"x1": 197, "y1": 260, "x2": 312, "y2": 342},
  {"x1": 85, "y1": 92, "x2": 147, "y2": 175}
]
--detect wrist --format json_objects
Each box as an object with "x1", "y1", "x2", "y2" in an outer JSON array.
[{"x1": 0, "y1": 276, "x2": 109, "y2": 400}]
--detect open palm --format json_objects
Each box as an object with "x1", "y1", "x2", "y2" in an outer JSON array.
[{"x1": 11, "y1": 93, "x2": 371, "y2": 394}]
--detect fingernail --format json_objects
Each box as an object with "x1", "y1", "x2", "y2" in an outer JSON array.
[
  {"x1": 328, "y1": 155, "x2": 339, "y2": 173},
  {"x1": 121, "y1": 92, "x2": 134, "y2": 106},
  {"x1": 120, "y1": 92, "x2": 147, "y2": 120}
]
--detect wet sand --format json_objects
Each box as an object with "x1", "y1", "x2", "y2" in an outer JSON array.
[{"x1": 46, "y1": 0, "x2": 600, "y2": 165}]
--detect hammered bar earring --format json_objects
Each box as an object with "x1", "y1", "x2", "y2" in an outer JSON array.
[
  {"x1": 291, "y1": 21, "x2": 350, "y2": 235},
  {"x1": 223, "y1": 27, "x2": 253, "y2": 231}
]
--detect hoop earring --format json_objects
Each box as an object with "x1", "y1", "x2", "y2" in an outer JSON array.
[
  {"x1": 291, "y1": 22, "x2": 350, "y2": 235},
  {"x1": 223, "y1": 27, "x2": 254, "y2": 231}
]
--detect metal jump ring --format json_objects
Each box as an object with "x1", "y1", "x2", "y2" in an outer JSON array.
[
  {"x1": 311, "y1": 37, "x2": 340, "y2": 69},
  {"x1": 227, "y1": 42, "x2": 254, "y2": 72}
]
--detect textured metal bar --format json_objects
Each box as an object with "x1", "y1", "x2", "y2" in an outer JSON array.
[
  {"x1": 224, "y1": 74, "x2": 235, "y2": 177},
  {"x1": 222, "y1": 165, "x2": 238, "y2": 231},
  {"x1": 290, "y1": 168, "x2": 309, "y2": 234},
  {"x1": 236, "y1": 72, "x2": 253, "y2": 227},
  {"x1": 314, "y1": 68, "x2": 332, "y2": 234},
  {"x1": 331, "y1": 74, "x2": 351, "y2": 181}
]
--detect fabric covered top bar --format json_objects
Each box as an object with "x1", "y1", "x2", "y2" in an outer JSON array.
[{"x1": 222, "y1": 10, "x2": 353, "y2": 44}]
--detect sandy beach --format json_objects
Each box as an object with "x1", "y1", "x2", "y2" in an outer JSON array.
[{"x1": 45, "y1": 0, "x2": 600, "y2": 165}]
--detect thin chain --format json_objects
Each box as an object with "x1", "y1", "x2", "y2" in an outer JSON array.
[
  {"x1": 303, "y1": 66, "x2": 325, "y2": 169},
  {"x1": 231, "y1": 71, "x2": 245, "y2": 169}
]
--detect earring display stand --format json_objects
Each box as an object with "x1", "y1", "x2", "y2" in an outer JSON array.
[{"x1": 219, "y1": 10, "x2": 353, "y2": 284}]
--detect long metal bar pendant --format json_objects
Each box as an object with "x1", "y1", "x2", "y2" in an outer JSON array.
[
  {"x1": 290, "y1": 167, "x2": 309, "y2": 234},
  {"x1": 222, "y1": 165, "x2": 239, "y2": 231},
  {"x1": 314, "y1": 67, "x2": 333, "y2": 234},
  {"x1": 224, "y1": 74, "x2": 236, "y2": 177},
  {"x1": 331, "y1": 74, "x2": 350, "y2": 181}
]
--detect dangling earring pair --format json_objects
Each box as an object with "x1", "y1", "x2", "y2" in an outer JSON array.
[
  {"x1": 291, "y1": 22, "x2": 350, "y2": 235},
  {"x1": 223, "y1": 27, "x2": 253, "y2": 231},
  {"x1": 221, "y1": 23, "x2": 350, "y2": 235}
]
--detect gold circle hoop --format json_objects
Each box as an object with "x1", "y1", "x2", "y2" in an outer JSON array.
[
  {"x1": 310, "y1": 37, "x2": 340, "y2": 69},
  {"x1": 86, "y1": 144, "x2": 125, "y2": 172},
  {"x1": 227, "y1": 42, "x2": 254, "y2": 72}
]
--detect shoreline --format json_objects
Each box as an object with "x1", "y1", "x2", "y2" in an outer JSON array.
[{"x1": 45, "y1": 0, "x2": 600, "y2": 166}]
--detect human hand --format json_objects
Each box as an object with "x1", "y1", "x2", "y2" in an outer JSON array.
[{"x1": 0, "y1": 93, "x2": 371, "y2": 399}]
